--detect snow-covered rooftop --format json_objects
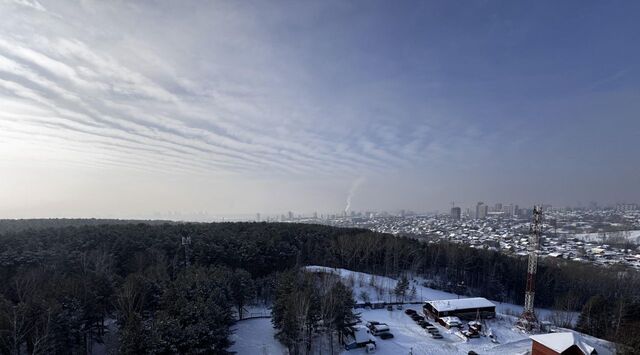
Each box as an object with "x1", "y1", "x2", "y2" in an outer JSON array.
[
  {"x1": 426, "y1": 297, "x2": 495, "y2": 312},
  {"x1": 530, "y1": 332, "x2": 596, "y2": 354}
]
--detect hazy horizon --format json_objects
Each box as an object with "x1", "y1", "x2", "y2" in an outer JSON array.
[{"x1": 1, "y1": 0, "x2": 639, "y2": 219}]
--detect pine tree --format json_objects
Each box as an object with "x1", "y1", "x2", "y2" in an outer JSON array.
[
  {"x1": 154, "y1": 267, "x2": 234, "y2": 354},
  {"x1": 394, "y1": 276, "x2": 410, "y2": 303},
  {"x1": 228, "y1": 269, "x2": 254, "y2": 320}
]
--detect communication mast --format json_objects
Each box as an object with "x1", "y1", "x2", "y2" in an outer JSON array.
[
  {"x1": 517, "y1": 206, "x2": 543, "y2": 331},
  {"x1": 181, "y1": 235, "x2": 192, "y2": 267}
]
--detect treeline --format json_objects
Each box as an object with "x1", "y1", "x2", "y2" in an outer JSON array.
[
  {"x1": 576, "y1": 295, "x2": 640, "y2": 354},
  {"x1": 0, "y1": 222, "x2": 638, "y2": 353},
  {"x1": 308, "y1": 232, "x2": 640, "y2": 309},
  {"x1": 0, "y1": 222, "x2": 362, "y2": 354},
  {"x1": 0, "y1": 219, "x2": 172, "y2": 234}
]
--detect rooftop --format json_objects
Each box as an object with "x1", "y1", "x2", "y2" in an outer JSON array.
[
  {"x1": 530, "y1": 332, "x2": 596, "y2": 354},
  {"x1": 426, "y1": 297, "x2": 495, "y2": 312}
]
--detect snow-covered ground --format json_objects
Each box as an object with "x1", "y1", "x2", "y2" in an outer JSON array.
[
  {"x1": 569, "y1": 229, "x2": 640, "y2": 244},
  {"x1": 304, "y1": 266, "x2": 570, "y2": 323},
  {"x1": 230, "y1": 267, "x2": 615, "y2": 355},
  {"x1": 230, "y1": 317, "x2": 288, "y2": 355},
  {"x1": 342, "y1": 308, "x2": 531, "y2": 355}
]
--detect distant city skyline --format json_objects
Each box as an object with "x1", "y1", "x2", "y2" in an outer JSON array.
[
  {"x1": 85, "y1": 200, "x2": 636, "y2": 222},
  {"x1": 1, "y1": 0, "x2": 639, "y2": 218}
]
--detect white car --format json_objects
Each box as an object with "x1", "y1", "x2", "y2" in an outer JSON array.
[{"x1": 366, "y1": 322, "x2": 391, "y2": 336}]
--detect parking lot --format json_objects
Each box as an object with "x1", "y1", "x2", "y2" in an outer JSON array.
[{"x1": 346, "y1": 307, "x2": 467, "y2": 354}]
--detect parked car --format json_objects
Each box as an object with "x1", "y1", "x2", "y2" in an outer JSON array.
[
  {"x1": 367, "y1": 322, "x2": 391, "y2": 336},
  {"x1": 462, "y1": 330, "x2": 480, "y2": 339},
  {"x1": 426, "y1": 326, "x2": 438, "y2": 333},
  {"x1": 379, "y1": 332, "x2": 394, "y2": 340},
  {"x1": 386, "y1": 305, "x2": 393, "y2": 311},
  {"x1": 404, "y1": 309, "x2": 417, "y2": 316},
  {"x1": 396, "y1": 304, "x2": 403, "y2": 310},
  {"x1": 365, "y1": 321, "x2": 380, "y2": 330},
  {"x1": 411, "y1": 314, "x2": 425, "y2": 322},
  {"x1": 430, "y1": 332, "x2": 443, "y2": 339}
]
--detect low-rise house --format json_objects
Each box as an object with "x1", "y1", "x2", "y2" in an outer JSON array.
[{"x1": 529, "y1": 332, "x2": 597, "y2": 355}]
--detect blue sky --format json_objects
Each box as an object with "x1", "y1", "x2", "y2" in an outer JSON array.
[{"x1": 0, "y1": 0, "x2": 638, "y2": 218}]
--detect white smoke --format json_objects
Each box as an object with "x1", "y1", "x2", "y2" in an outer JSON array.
[{"x1": 344, "y1": 177, "x2": 365, "y2": 213}]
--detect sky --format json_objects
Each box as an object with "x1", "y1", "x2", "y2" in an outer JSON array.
[{"x1": 0, "y1": 0, "x2": 639, "y2": 219}]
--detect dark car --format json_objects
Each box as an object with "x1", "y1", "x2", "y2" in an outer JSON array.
[
  {"x1": 411, "y1": 314, "x2": 425, "y2": 322},
  {"x1": 405, "y1": 309, "x2": 417, "y2": 316},
  {"x1": 418, "y1": 320, "x2": 429, "y2": 328},
  {"x1": 379, "y1": 332, "x2": 394, "y2": 340},
  {"x1": 386, "y1": 305, "x2": 393, "y2": 311}
]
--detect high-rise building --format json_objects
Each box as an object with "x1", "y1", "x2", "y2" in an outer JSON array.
[
  {"x1": 617, "y1": 203, "x2": 639, "y2": 211},
  {"x1": 256, "y1": 213, "x2": 261, "y2": 221},
  {"x1": 495, "y1": 203, "x2": 503, "y2": 212},
  {"x1": 450, "y1": 207, "x2": 461, "y2": 220},
  {"x1": 288, "y1": 211, "x2": 294, "y2": 220},
  {"x1": 476, "y1": 202, "x2": 487, "y2": 219},
  {"x1": 503, "y1": 204, "x2": 514, "y2": 216}
]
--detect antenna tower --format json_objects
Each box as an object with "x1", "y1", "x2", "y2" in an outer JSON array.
[
  {"x1": 517, "y1": 206, "x2": 543, "y2": 331},
  {"x1": 181, "y1": 235, "x2": 192, "y2": 267}
]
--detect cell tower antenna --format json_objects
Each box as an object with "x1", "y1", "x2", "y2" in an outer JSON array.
[
  {"x1": 517, "y1": 205, "x2": 543, "y2": 332},
  {"x1": 181, "y1": 234, "x2": 192, "y2": 267}
]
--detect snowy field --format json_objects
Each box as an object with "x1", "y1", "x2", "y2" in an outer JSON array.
[
  {"x1": 304, "y1": 266, "x2": 568, "y2": 323},
  {"x1": 230, "y1": 266, "x2": 615, "y2": 355},
  {"x1": 230, "y1": 317, "x2": 288, "y2": 355},
  {"x1": 568, "y1": 229, "x2": 640, "y2": 244}
]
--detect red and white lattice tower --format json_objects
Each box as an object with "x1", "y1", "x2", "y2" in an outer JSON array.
[{"x1": 517, "y1": 206, "x2": 543, "y2": 331}]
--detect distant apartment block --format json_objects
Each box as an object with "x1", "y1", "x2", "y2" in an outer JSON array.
[{"x1": 450, "y1": 207, "x2": 461, "y2": 220}]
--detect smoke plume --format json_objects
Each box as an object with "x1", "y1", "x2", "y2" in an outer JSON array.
[{"x1": 345, "y1": 177, "x2": 365, "y2": 213}]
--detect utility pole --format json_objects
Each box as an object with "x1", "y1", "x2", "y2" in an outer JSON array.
[{"x1": 517, "y1": 206, "x2": 542, "y2": 331}]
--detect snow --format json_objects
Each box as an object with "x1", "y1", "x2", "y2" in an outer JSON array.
[
  {"x1": 427, "y1": 297, "x2": 495, "y2": 312},
  {"x1": 338, "y1": 307, "x2": 531, "y2": 355},
  {"x1": 230, "y1": 317, "x2": 288, "y2": 355},
  {"x1": 230, "y1": 267, "x2": 616, "y2": 355},
  {"x1": 570, "y1": 229, "x2": 640, "y2": 244},
  {"x1": 304, "y1": 265, "x2": 570, "y2": 324}
]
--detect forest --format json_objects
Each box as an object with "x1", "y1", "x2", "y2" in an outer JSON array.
[{"x1": 0, "y1": 220, "x2": 638, "y2": 354}]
